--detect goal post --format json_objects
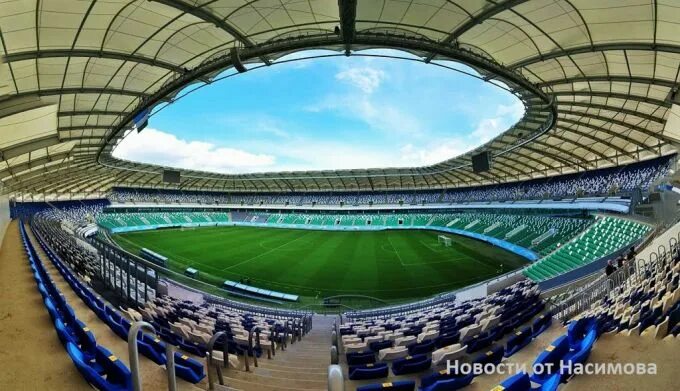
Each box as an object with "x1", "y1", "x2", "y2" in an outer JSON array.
[{"x1": 437, "y1": 235, "x2": 452, "y2": 247}]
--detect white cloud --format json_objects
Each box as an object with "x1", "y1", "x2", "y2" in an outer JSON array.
[
  {"x1": 496, "y1": 100, "x2": 525, "y2": 122},
  {"x1": 306, "y1": 94, "x2": 424, "y2": 137},
  {"x1": 470, "y1": 117, "x2": 506, "y2": 144},
  {"x1": 113, "y1": 128, "x2": 275, "y2": 173},
  {"x1": 116, "y1": 53, "x2": 528, "y2": 173},
  {"x1": 397, "y1": 99, "x2": 526, "y2": 166},
  {"x1": 335, "y1": 67, "x2": 386, "y2": 94},
  {"x1": 216, "y1": 115, "x2": 290, "y2": 138},
  {"x1": 472, "y1": 100, "x2": 525, "y2": 143},
  {"x1": 399, "y1": 137, "x2": 481, "y2": 166}
]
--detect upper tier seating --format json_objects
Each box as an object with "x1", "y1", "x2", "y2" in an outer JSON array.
[
  {"x1": 97, "y1": 211, "x2": 230, "y2": 230},
  {"x1": 524, "y1": 216, "x2": 650, "y2": 282},
  {"x1": 106, "y1": 155, "x2": 672, "y2": 206},
  {"x1": 97, "y1": 210, "x2": 594, "y2": 258}
]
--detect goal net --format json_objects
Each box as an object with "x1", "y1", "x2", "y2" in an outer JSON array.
[{"x1": 438, "y1": 235, "x2": 452, "y2": 247}]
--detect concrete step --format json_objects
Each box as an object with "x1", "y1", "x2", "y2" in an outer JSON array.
[{"x1": 218, "y1": 373, "x2": 326, "y2": 391}]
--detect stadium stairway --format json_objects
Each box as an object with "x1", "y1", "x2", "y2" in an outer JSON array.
[
  {"x1": 208, "y1": 315, "x2": 332, "y2": 391},
  {"x1": 0, "y1": 221, "x2": 92, "y2": 390},
  {"x1": 22, "y1": 222, "x2": 204, "y2": 391}
]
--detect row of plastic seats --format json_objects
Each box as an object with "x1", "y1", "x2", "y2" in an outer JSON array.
[
  {"x1": 350, "y1": 309, "x2": 553, "y2": 390},
  {"x1": 31, "y1": 223, "x2": 206, "y2": 384},
  {"x1": 349, "y1": 353, "x2": 434, "y2": 380},
  {"x1": 21, "y1": 222, "x2": 134, "y2": 390},
  {"x1": 492, "y1": 316, "x2": 599, "y2": 391}
]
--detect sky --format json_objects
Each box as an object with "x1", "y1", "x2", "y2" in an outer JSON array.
[{"x1": 113, "y1": 49, "x2": 524, "y2": 174}]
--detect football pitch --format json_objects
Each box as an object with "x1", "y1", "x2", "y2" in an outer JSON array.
[{"x1": 113, "y1": 226, "x2": 528, "y2": 300}]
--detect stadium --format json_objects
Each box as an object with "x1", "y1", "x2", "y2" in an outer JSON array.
[{"x1": 1, "y1": 1, "x2": 680, "y2": 390}]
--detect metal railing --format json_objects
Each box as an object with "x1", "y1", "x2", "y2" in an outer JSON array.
[
  {"x1": 207, "y1": 331, "x2": 228, "y2": 390},
  {"x1": 328, "y1": 364, "x2": 344, "y2": 391},
  {"x1": 128, "y1": 321, "x2": 176, "y2": 391},
  {"x1": 549, "y1": 230, "x2": 679, "y2": 321},
  {"x1": 342, "y1": 291, "x2": 457, "y2": 321}
]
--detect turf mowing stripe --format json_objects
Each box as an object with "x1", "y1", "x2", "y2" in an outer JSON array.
[
  {"x1": 385, "y1": 234, "x2": 406, "y2": 266},
  {"x1": 220, "y1": 230, "x2": 315, "y2": 271},
  {"x1": 112, "y1": 226, "x2": 529, "y2": 300}
]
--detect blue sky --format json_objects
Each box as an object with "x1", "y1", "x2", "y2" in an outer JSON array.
[{"x1": 113, "y1": 49, "x2": 524, "y2": 173}]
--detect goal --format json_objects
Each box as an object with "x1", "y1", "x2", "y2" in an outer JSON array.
[{"x1": 437, "y1": 235, "x2": 452, "y2": 247}]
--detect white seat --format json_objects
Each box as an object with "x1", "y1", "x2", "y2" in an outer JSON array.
[
  {"x1": 210, "y1": 350, "x2": 241, "y2": 369},
  {"x1": 417, "y1": 330, "x2": 439, "y2": 343},
  {"x1": 363, "y1": 335, "x2": 383, "y2": 345},
  {"x1": 394, "y1": 335, "x2": 416, "y2": 347},
  {"x1": 384, "y1": 332, "x2": 403, "y2": 341},
  {"x1": 343, "y1": 336, "x2": 362, "y2": 345},
  {"x1": 459, "y1": 324, "x2": 482, "y2": 340},
  {"x1": 125, "y1": 308, "x2": 143, "y2": 322},
  {"x1": 189, "y1": 329, "x2": 211, "y2": 345},
  {"x1": 481, "y1": 315, "x2": 501, "y2": 332},
  {"x1": 344, "y1": 342, "x2": 368, "y2": 353},
  {"x1": 170, "y1": 323, "x2": 191, "y2": 340},
  {"x1": 378, "y1": 346, "x2": 409, "y2": 361}
]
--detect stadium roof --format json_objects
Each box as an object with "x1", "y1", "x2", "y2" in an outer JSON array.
[{"x1": 1, "y1": 0, "x2": 679, "y2": 195}]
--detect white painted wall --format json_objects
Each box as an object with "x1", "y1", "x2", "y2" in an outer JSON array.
[{"x1": 0, "y1": 194, "x2": 10, "y2": 248}]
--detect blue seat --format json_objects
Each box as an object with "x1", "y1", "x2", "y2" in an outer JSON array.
[
  {"x1": 73, "y1": 320, "x2": 98, "y2": 355},
  {"x1": 37, "y1": 283, "x2": 49, "y2": 299},
  {"x1": 435, "y1": 332, "x2": 459, "y2": 348},
  {"x1": 666, "y1": 305, "x2": 680, "y2": 336},
  {"x1": 472, "y1": 344, "x2": 504, "y2": 366},
  {"x1": 567, "y1": 317, "x2": 595, "y2": 349},
  {"x1": 638, "y1": 307, "x2": 662, "y2": 333},
  {"x1": 529, "y1": 335, "x2": 569, "y2": 384},
  {"x1": 505, "y1": 326, "x2": 533, "y2": 357},
  {"x1": 370, "y1": 340, "x2": 393, "y2": 353},
  {"x1": 348, "y1": 362, "x2": 389, "y2": 380},
  {"x1": 107, "y1": 314, "x2": 131, "y2": 341},
  {"x1": 408, "y1": 340, "x2": 435, "y2": 355},
  {"x1": 560, "y1": 328, "x2": 597, "y2": 381},
  {"x1": 465, "y1": 333, "x2": 494, "y2": 354},
  {"x1": 66, "y1": 342, "x2": 132, "y2": 391},
  {"x1": 532, "y1": 313, "x2": 553, "y2": 338},
  {"x1": 497, "y1": 371, "x2": 560, "y2": 391},
  {"x1": 487, "y1": 323, "x2": 506, "y2": 341},
  {"x1": 392, "y1": 354, "x2": 431, "y2": 375},
  {"x1": 44, "y1": 297, "x2": 61, "y2": 322},
  {"x1": 347, "y1": 351, "x2": 376, "y2": 365},
  {"x1": 137, "y1": 333, "x2": 167, "y2": 366},
  {"x1": 357, "y1": 380, "x2": 416, "y2": 391},
  {"x1": 178, "y1": 339, "x2": 206, "y2": 357},
  {"x1": 419, "y1": 369, "x2": 474, "y2": 391},
  {"x1": 173, "y1": 353, "x2": 206, "y2": 383},
  {"x1": 159, "y1": 328, "x2": 182, "y2": 346}
]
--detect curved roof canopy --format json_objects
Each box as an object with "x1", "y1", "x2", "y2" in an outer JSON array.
[{"x1": 1, "y1": 0, "x2": 679, "y2": 195}]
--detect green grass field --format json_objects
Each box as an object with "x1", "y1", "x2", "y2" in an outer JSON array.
[{"x1": 113, "y1": 226, "x2": 528, "y2": 301}]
